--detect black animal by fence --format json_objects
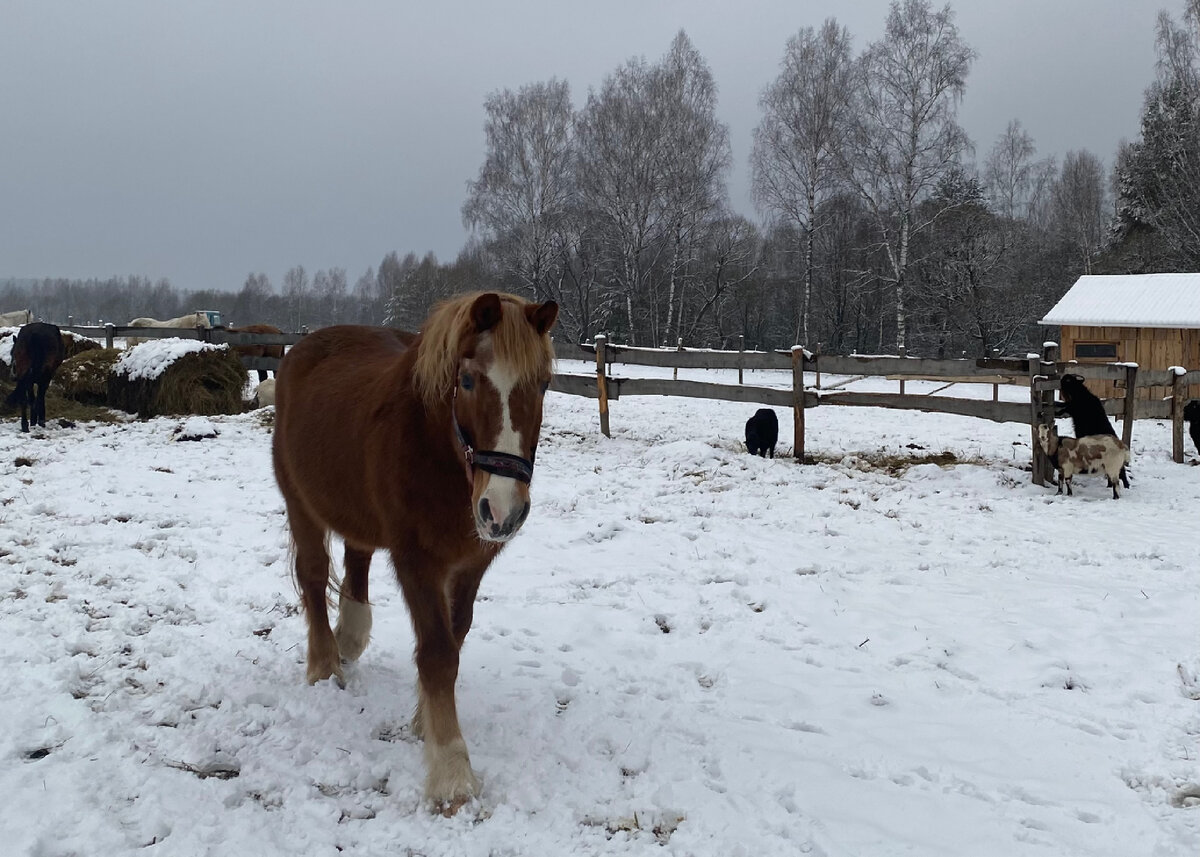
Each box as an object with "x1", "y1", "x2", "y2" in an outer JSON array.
[
  {"x1": 745, "y1": 408, "x2": 778, "y2": 458},
  {"x1": 1056, "y1": 373, "x2": 1130, "y2": 488},
  {"x1": 1184, "y1": 400, "x2": 1200, "y2": 457},
  {"x1": 6, "y1": 322, "x2": 66, "y2": 432}
]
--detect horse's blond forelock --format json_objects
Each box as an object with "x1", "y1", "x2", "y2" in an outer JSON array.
[{"x1": 412, "y1": 292, "x2": 554, "y2": 407}]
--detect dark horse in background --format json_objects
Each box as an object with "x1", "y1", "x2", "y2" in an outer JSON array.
[
  {"x1": 6, "y1": 322, "x2": 66, "y2": 433},
  {"x1": 228, "y1": 323, "x2": 286, "y2": 381},
  {"x1": 272, "y1": 292, "x2": 558, "y2": 814}
]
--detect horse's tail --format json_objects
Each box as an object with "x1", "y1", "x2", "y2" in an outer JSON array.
[{"x1": 286, "y1": 532, "x2": 340, "y2": 608}]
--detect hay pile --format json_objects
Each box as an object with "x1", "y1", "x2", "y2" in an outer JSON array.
[
  {"x1": 57, "y1": 348, "x2": 123, "y2": 405},
  {"x1": 108, "y1": 341, "x2": 247, "y2": 418},
  {"x1": 61, "y1": 332, "x2": 104, "y2": 360}
]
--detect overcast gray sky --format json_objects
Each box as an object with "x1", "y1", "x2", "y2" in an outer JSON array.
[{"x1": 0, "y1": 0, "x2": 1165, "y2": 294}]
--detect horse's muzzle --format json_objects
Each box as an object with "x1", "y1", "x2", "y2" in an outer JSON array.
[{"x1": 476, "y1": 498, "x2": 530, "y2": 542}]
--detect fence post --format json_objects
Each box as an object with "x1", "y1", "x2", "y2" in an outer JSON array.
[
  {"x1": 1171, "y1": 368, "x2": 1185, "y2": 464},
  {"x1": 792, "y1": 346, "x2": 807, "y2": 463},
  {"x1": 1038, "y1": 343, "x2": 1059, "y2": 484},
  {"x1": 674, "y1": 337, "x2": 682, "y2": 382},
  {"x1": 737, "y1": 334, "x2": 744, "y2": 385},
  {"x1": 595, "y1": 335, "x2": 610, "y2": 438},
  {"x1": 1121, "y1": 364, "x2": 1138, "y2": 450},
  {"x1": 105, "y1": 323, "x2": 115, "y2": 350},
  {"x1": 898, "y1": 346, "x2": 906, "y2": 395},
  {"x1": 1029, "y1": 350, "x2": 1048, "y2": 487}
]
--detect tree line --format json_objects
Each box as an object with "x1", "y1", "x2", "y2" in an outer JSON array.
[{"x1": 4, "y1": 0, "x2": 1199, "y2": 357}]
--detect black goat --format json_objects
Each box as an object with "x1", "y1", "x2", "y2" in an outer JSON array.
[
  {"x1": 745, "y1": 408, "x2": 778, "y2": 458},
  {"x1": 1184, "y1": 399, "x2": 1200, "y2": 457},
  {"x1": 1055, "y1": 373, "x2": 1129, "y2": 488},
  {"x1": 6, "y1": 322, "x2": 66, "y2": 432}
]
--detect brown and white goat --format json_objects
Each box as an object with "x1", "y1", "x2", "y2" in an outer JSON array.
[{"x1": 1037, "y1": 423, "x2": 1130, "y2": 499}]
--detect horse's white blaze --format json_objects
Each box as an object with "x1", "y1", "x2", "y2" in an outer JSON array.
[{"x1": 478, "y1": 363, "x2": 526, "y2": 536}]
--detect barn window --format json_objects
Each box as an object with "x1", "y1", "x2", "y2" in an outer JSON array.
[{"x1": 1074, "y1": 342, "x2": 1118, "y2": 360}]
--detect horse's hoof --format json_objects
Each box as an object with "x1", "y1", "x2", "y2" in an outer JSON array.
[
  {"x1": 305, "y1": 656, "x2": 345, "y2": 687},
  {"x1": 424, "y1": 739, "x2": 480, "y2": 812},
  {"x1": 436, "y1": 794, "x2": 474, "y2": 818}
]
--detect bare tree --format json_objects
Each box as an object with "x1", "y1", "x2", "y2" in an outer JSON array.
[
  {"x1": 1051, "y1": 150, "x2": 1108, "y2": 273},
  {"x1": 656, "y1": 31, "x2": 731, "y2": 345},
  {"x1": 751, "y1": 19, "x2": 854, "y2": 345},
  {"x1": 282, "y1": 265, "x2": 309, "y2": 332},
  {"x1": 462, "y1": 79, "x2": 575, "y2": 303},
  {"x1": 984, "y1": 120, "x2": 1036, "y2": 221},
  {"x1": 575, "y1": 57, "x2": 667, "y2": 343},
  {"x1": 312, "y1": 267, "x2": 347, "y2": 325},
  {"x1": 838, "y1": 0, "x2": 976, "y2": 350}
]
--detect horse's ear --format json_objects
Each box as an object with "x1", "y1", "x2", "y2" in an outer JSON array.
[
  {"x1": 526, "y1": 301, "x2": 558, "y2": 336},
  {"x1": 470, "y1": 293, "x2": 504, "y2": 333}
]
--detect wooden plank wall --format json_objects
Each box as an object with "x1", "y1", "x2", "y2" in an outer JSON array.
[{"x1": 1060, "y1": 325, "x2": 1200, "y2": 402}]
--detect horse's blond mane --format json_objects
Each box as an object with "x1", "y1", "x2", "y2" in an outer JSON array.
[{"x1": 412, "y1": 291, "x2": 554, "y2": 407}]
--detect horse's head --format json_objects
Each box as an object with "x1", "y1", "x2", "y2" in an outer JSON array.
[{"x1": 450, "y1": 293, "x2": 558, "y2": 543}]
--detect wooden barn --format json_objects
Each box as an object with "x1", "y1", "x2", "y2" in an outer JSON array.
[{"x1": 1040, "y1": 273, "x2": 1200, "y2": 401}]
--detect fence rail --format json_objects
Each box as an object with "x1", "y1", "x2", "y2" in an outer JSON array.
[
  {"x1": 60, "y1": 323, "x2": 306, "y2": 349},
  {"x1": 551, "y1": 338, "x2": 1198, "y2": 475}
]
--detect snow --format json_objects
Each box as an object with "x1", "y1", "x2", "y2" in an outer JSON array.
[
  {"x1": 1040, "y1": 273, "x2": 1200, "y2": 329},
  {"x1": 174, "y1": 416, "x2": 219, "y2": 441},
  {"x1": 114, "y1": 339, "x2": 225, "y2": 381},
  {"x1": 1, "y1": 374, "x2": 1198, "y2": 856},
  {"x1": 0, "y1": 326, "x2": 20, "y2": 365}
]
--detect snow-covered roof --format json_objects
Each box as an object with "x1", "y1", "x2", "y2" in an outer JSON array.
[{"x1": 1040, "y1": 273, "x2": 1200, "y2": 328}]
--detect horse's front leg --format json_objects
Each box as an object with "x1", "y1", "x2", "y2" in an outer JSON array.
[{"x1": 395, "y1": 554, "x2": 480, "y2": 813}]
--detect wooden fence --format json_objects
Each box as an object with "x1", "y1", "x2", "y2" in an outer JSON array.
[
  {"x1": 550, "y1": 337, "x2": 1200, "y2": 480},
  {"x1": 59, "y1": 323, "x2": 305, "y2": 376}
]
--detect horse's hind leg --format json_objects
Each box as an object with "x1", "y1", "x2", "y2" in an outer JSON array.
[
  {"x1": 34, "y1": 381, "x2": 47, "y2": 428},
  {"x1": 335, "y1": 543, "x2": 373, "y2": 663},
  {"x1": 286, "y1": 499, "x2": 341, "y2": 684}
]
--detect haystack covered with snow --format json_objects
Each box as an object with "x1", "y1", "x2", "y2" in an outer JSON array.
[
  {"x1": 109, "y1": 339, "x2": 246, "y2": 417},
  {"x1": 57, "y1": 348, "x2": 122, "y2": 405}
]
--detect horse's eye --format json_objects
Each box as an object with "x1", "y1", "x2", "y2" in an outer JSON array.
[{"x1": 461, "y1": 373, "x2": 475, "y2": 391}]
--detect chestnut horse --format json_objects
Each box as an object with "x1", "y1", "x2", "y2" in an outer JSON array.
[
  {"x1": 228, "y1": 323, "x2": 285, "y2": 381},
  {"x1": 6, "y1": 322, "x2": 66, "y2": 432},
  {"x1": 272, "y1": 291, "x2": 558, "y2": 813}
]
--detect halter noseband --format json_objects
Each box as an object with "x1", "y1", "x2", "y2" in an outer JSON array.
[{"x1": 451, "y1": 383, "x2": 534, "y2": 485}]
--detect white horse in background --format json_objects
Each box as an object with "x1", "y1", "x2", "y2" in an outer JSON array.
[
  {"x1": 126, "y1": 312, "x2": 212, "y2": 346},
  {"x1": 0, "y1": 309, "x2": 32, "y2": 326}
]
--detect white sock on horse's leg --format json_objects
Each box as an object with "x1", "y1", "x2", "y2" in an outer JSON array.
[{"x1": 334, "y1": 594, "x2": 372, "y2": 662}]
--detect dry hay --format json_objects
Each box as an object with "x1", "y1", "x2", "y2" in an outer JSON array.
[
  {"x1": 57, "y1": 348, "x2": 122, "y2": 405},
  {"x1": 0, "y1": 348, "x2": 125, "y2": 426},
  {"x1": 61, "y1": 332, "x2": 104, "y2": 360},
  {"x1": 108, "y1": 345, "x2": 247, "y2": 418}
]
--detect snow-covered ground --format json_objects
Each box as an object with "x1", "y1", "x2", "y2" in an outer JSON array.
[{"x1": 2, "y1": 372, "x2": 1198, "y2": 856}]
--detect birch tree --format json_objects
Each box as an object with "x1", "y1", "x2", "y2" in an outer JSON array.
[
  {"x1": 282, "y1": 265, "x2": 309, "y2": 332},
  {"x1": 656, "y1": 31, "x2": 731, "y2": 345},
  {"x1": 575, "y1": 57, "x2": 665, "y2": 343},
  {"x1": 751, "y1": 19, "x2": 853, "y2": 345},
  {"x1": 838, "y1": 0, "x2": 975, "y2": 350},
  {"x1": 462, "y1": 79, "x2": 575, "y2": 302}
]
